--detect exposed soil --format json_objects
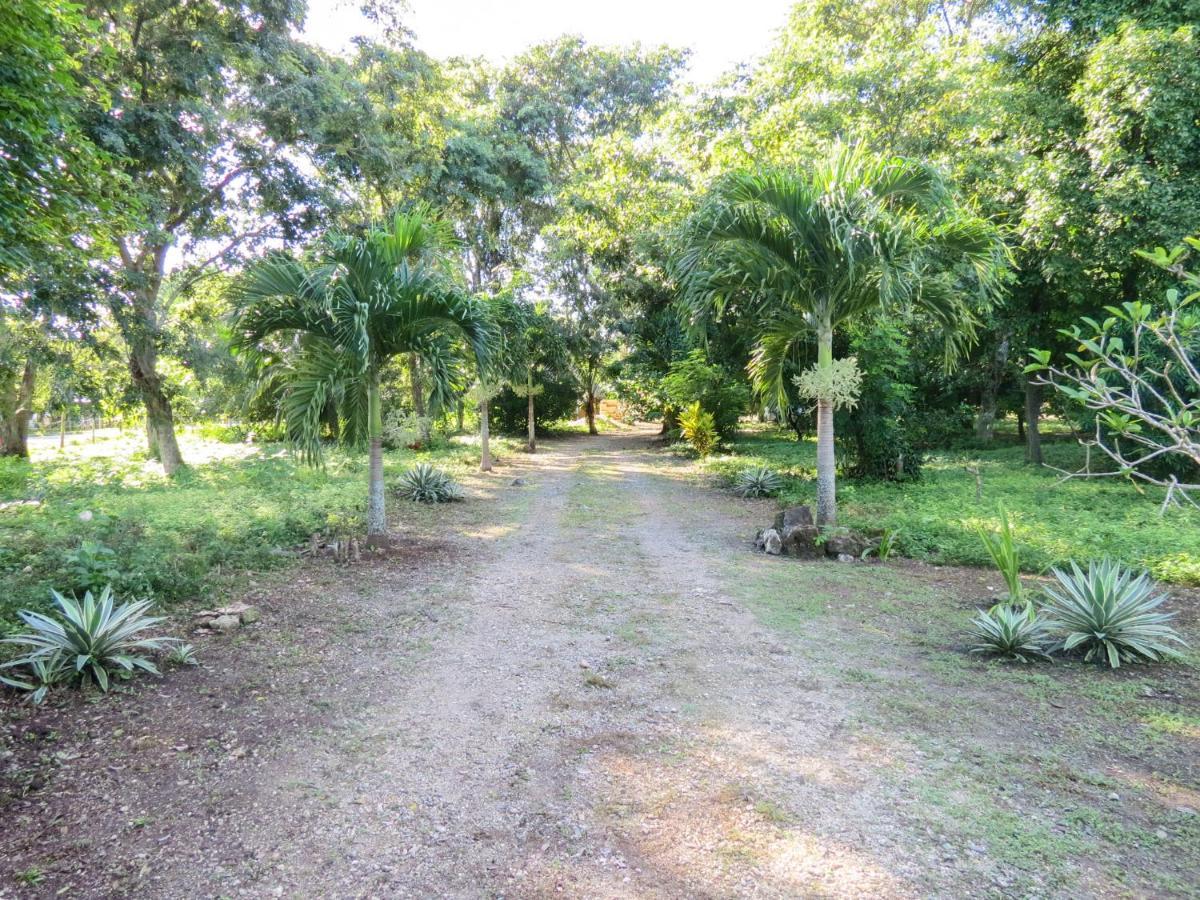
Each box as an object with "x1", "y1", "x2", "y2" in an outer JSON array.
[{"x1": 1, "y1": 427, "x2": 1197, "y2": 898}]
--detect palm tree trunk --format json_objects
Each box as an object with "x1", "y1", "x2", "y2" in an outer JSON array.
[
  {"x1": 366, "y1": 370, "x2": 386, "y2": 536},
  {"x1": 815, "y1": 321, "x2": 837, "y2": 528},
  {"x1": 479, "y1": 397, "x2": 493, "y2": 472},
  {"x1": 526, "y1": 366, "x2": 536, "y2": 453},
  {"x1": 409, "y1": 352, "x2": 430, "y2": 446}
]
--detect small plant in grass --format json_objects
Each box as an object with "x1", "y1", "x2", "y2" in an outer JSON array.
[
  {"x1": 395, "y1": 463, "x2": 462, "y2": 504},
  {"x1": 976, "y1": 503, "x2": 1024, "y2": 607},
  {"x1": 0, "y1": 654, "x2": 69, "y2": 705},
  {"x1": 680, "y1": 402, "x2": 718, "y2": 457},
  {"x1": 864, "y1": 528, "x2": 900, "y2": 561},
  {"x1": 0, "y1": 586, "x2": 176, "y2": 698},
  {"x1": 165, "y1": 643, "x2": 199, "y2": 667},
  {"x1": 1041, "y1": 559, "x2": 1186, "y2": 668},
  {"x1": 969, "y1": 604, "x2": 1054, "y2": 662},
  {"x1": 733, "y1": 467, "x2": 784, "y2": 498},
  {"x1": 65, "y1": 540, "x2": 121, "y2": 595}
]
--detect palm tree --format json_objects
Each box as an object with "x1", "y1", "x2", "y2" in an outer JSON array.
[
  {"x1": 678, "y1": 143, "x2": 1009, "y2": 526},
  {"x1": 230, "y1": 210, "x2": 494, "y2": 540}
]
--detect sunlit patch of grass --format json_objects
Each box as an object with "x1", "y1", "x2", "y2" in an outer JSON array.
[{"x1": 699, "y1": 426, "x2": 1200, "y2": 584}]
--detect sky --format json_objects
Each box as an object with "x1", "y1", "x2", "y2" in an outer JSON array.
[{"x1": 302, "y1": 0, "x2": 797, "y2": 83}]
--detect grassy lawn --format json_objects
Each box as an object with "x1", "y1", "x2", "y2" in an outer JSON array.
[
  {"x1": 701, "y1": 425, "x2": 1200, "y2": 585},
  {"x1": 0, "y1": 428, "x2": 517, "y2": 632}
]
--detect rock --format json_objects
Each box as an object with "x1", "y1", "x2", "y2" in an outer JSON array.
[
  {"x1": 579, "y1": 660, "x2": 591, "y2": 669},
  {"x1": 781, "y1": 523, "x2": 821, "y2": 557},
  {"x1": 239, "y1": 606, "x2": 261, "y2": 625},
  {"x1": 78, "y1": 509, "x2": 93, "y2": 522},
  {"x1": 753, "y1": 529, "x2": 766, "y2": 551},
  {"x1": 773, "y1": 506, "x2": 814, "y2": 534},
  {"x1": 511, "y1": 477, "x2": 526, "y2": 487},
  {"x1": 836, "y1": 553, "x2": 856, "y2": 563},
  {"x1": 211, "y1": 614, "x2": 241, "y2": 633},
  {"x1": 823, "y1": 532, "x2": 871, "y2": 558},
  {"x1": 763, "y1": 528, "x2": 783, "y2": 555},
  {"x1": 1107, "y1": 792, "x2": 1120, "y2": 802}
]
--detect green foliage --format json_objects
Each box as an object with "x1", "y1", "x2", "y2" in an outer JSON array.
[
  {"x1": 395, "y1": 463, "x2": 462, "y2": 504},
  {"x1": 165, "y1": 643, "x2": 199, "y2": 667},
  {"x1": 867, "y1": 528, "x2": 901, "y2": 562},
  {"x1": 661, "y1": 350, "x2": 748, "y2": 438},
  {"x1": 976, "y1": 504, "x2": 1024, "y2": 605},
  {"x1": 969, "y1": 604, "x2": 1054, "y2": 663},
  {"x1": 679, "y1": 402, "x2": 718, "y2": 457},
  {"x1": 490, "y1": 377, "x2": 579, "y2": 435},
  {"x1": 701, "y1": 428, "x2": 1200, "y2": 584},
  {"x1": 64, "y1": 540, "x2": 121, "y2": 597},
  {"x1": 732, "y1": 467, "x2": 784, "y2": 499},
  {"x1": 1041, "y1": 559, "x2": 1187, "y2": 668},
  {"x1": 1, "y1": 586, "x2": 175, "y2": 697}
]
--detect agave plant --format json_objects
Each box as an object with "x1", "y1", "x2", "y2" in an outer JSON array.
[
  {"x1": 0, "y1": 654, "x2": 70, "y2": 705},
  {"x1": 1041, "y1": 559, "x2": 1186, "y2": 668},
  {"x1": 396, "y1": 463, "x2": 462, "y2": 504},
  {"x1": 969, "y1": 603, "x2": 1053, "y2": 662},
  {"x1": 733, "y1": 467, "x2": 784, "y2": 498},
  {"x1": 0, "y1": 586, "x2": 176, "y2": 693}
]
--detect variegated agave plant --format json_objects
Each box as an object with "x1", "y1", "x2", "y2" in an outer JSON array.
[
  {"x1": 1041, "y1": 559, "x2": 1186, "y2": 668},
  {"x1": 1, "y1": 586, "x2": 177, "y2": 700}
]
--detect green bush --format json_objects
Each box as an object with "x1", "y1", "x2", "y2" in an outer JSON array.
[
  {"x1": 490, "y1": 376, "x2": 580, "y2": 436},
  {"x1": 662, "y1": 350, "x2": 749, "y2": 438}
]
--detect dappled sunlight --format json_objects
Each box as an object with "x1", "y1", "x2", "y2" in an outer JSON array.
[{"x1": 1108, "y1": 765, "x2": 1200, "y2": 813}]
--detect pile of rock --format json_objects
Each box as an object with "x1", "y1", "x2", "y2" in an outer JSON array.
[
  {"x1": 754, "y1": 505, "x2": 871, "y2": 562},
  {"x1": 193, "y1": 603, "x2": 261, "y2": 634}
]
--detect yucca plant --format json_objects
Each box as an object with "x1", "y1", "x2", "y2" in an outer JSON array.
[
  {"x1": 865, "y1": 527, "x2": 901, "y2": 561},
  {"x1": 976, "y1": 503, "x2": 1024, "y2": 606},
  {"x1": 969, "y1": 604, "x2": 1053, "y2": 662},
  {"x1": 396, "y1": 463, "x2": 462, "y2": 504},
  {"x1": 0, "y1": 654, "x2": 70, "y2": 705},
  {"x1": 0, "y1": 586, "x2": 175, "y2": 694},
  {"x1": 1041, "y1": 559, "x2": 1187, "y2": 668},
  {"x1": 733, "y1": 467, "x2": 784, "y2": 498}
]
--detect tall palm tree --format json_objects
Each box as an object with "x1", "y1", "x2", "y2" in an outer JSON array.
[
  {"x1": 678, "y1": 143, "x2": 1009, "y2": 526},
  {"x1": 230, "y1": 210, "x2": 495, "y2": 539}
]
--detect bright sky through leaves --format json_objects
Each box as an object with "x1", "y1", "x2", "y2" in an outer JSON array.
[{"x1": 303, "y1": 0, "x2": 796, "y2": 82}]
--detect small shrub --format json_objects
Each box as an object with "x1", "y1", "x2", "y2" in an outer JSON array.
[
  {"x1": 64, "y1": 540, "x2": 122, "y2": 596},
  {"x1": 865, "y1": 527, "x2": 900, "y2": 561},
  {"x1": 976, "y1": 503, "x2": 1023, "y2": 604},
  {"x1": 1041, "y1": 559, "x2": 1187, "y2": 668},
  {"x1": 733, "y1": 467, "x2": 784, "y2": 498},
  {"x1": 0, "y1": 586, "x2": 176, "y2": 695},
  {"x1": 969, "y1": 604, "x2": 1054, "y2": 662},
  {"x1": 396, "y1": 463, "x2": 462, "y2": 504},
  {"x1": 680, "y1": 402, "x2": 718, "y2": 457},
  {"x1": 166, "y1": 643, "x2": 199, "y2": 667}
]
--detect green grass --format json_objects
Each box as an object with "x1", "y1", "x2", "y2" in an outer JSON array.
[
  {"x1": 0, "y1": 428, "x2": 509, "y2": 632},
  {"x1": 703, "y1": 427, "x2": 1200, "y2": 584}
]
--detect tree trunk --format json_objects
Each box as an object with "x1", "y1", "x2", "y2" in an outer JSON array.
[
  {"x1": 479, "y1": 398, "x2": 493, "y2": 472},
  {"x1": 815, "y1": 322, "x2": 837, "y2": 528},
  {"x1": 974, "y1": 335, "x2": 1010, "y2": 443},
  {"x1": 660, "y1": 407, "x2": 678, "y2": 435},
  {"x1": 0, "y1": 357, "x2": 35, "y2": 458},
  {"x1": 1024, "y1": 376, "x2": 1044, "y2": 465},
  {"x1": 59, "y1": 408, "x2": 66, "y2": 449},
  {"x1": 456, "y1": 400, "x2": 464, "y2": 434},
  {"x1": 409, "y1": 352, "x2": 430, "y2": 446},
  {"x1": 1016, "y1": 408, "x2": 1025, "y2": 441},
  {"x1": 129, "y1": 335, "x2": 184, "y2": 474},
  {"x1": 366, "y1": 370, "x2": 386, "y2": 536},
  {"x1": 526, "y1": 367, "x2": 536, "y2": 453}
]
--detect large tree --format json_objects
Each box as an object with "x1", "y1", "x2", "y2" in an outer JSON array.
[
  {"x1": 678, "y1": 143, "x2": 1008, "y2": 526},
  {"x1": 75, "y1": 0, "x2": 362, "y2": 473}
]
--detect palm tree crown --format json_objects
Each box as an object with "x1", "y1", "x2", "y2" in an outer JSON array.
[{"x1": 677, "y1": 143, "x2": 1009, "y2": 524}]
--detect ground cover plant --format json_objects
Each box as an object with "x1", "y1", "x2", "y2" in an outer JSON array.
[
  {"x1": 0, "y1": 430, "x2": 514, "y2": 631},
  {"x1": 701, "y1": 426, "x2": 1200, "y2": 584}
]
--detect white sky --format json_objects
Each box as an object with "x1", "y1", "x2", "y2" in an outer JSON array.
[{"x1": 302, "y1": 0, "x2": 797, "y2": 83}]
